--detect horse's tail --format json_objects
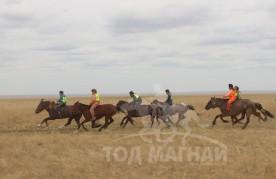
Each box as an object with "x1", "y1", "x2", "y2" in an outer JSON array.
[
  {"x1": 187, "y1": 105, "x2": 195, "y2": 110},
  {"x1": 255, "y1": 102, "x2": 275, "y2": 119}
]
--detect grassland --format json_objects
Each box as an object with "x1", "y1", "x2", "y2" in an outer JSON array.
[{"x1": 0, "y1": 94, "x2": 275, "y2": 179}]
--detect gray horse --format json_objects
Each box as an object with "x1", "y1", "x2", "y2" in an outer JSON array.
[
  {"x1": 151, "y1": 100, "x2": 196, "y2": 126},
  {"x1": 205, "y1": 97, "x2": 274, "y2": 129},
  {"x1": 116, "y1": 100, "x2": 161, "y2": 128}
]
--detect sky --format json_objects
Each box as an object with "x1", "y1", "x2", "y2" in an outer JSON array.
[{"x1": 0, "y1": 0, "x2": 276, "y2": 95}]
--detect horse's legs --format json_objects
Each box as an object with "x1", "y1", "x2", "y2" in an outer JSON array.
[
  {"x1": 80, "y1": 118, "x2": 90, "y2": 131},
  {"x1": 220, "y1": 117, "x2": 230, "y2": 123},
  {"x1": 120, "y1": 116, "x2": 128, "y2": 128},
  {"x1": 99, "y1": 116, "x2": 109, "y2": 131},
  {"x1": 64, "y1": 117, "x2": 74, "y2": 127},
  {"x1": 252, "y1": 111, "x2": 265, "y2": 122},
  {"x1": 156, "y1": 116, "x2": 161, "y2": 125},
  {"x1": 212, "y1": 114, "x2": 223, "y2": 126},
  {"x1": 156, "y1": 116, "x2": 169, "y2": 126},
  {"x1": 108, "y1": 117, "x2": 114, "y2": 125},
  {"x1": 242, "y1": 111, "x2": 251, "y2": 129},
  {"x1": 175, "y1": 115, "x2": 184, "y2": 126},
  {"x1": 40, "y1": 117, "x2": 54, "y2": 126},
  {"x1": 150, "y1": 116, "x2": 154, "y2": 128},
  {"x1": 74, "y1": 114, "x2": 82, "y2": 128},
  {"x1": 123, "y1": 117, "x2": 133, "y2": 128},
  {"x1": 234, "y1": 112, "x2": 247, "y2": 125},
  {"x1": 91, "y1": 120, "x2": 102, "y2": 128},
  {"x1": 230, "y1": 116, "x2": 235, "y2": 126}
]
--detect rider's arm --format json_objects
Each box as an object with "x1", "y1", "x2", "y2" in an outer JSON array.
[
  {"x1": 57, "y1": 96, "x2": 62, "y2": 102},
  {"x1": 224, "y1": 90, "x2": 235, "y2": 98},
  {"x1": 166, "y1": 94, "x2": 171, "y2": 103},
  {"x1": 89, "y1": 95, "x2": 96, "y2": 106}
]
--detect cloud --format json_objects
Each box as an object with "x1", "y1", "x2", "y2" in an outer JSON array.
[
  {"x1": 110, "y1": 6, "x2": 214, "y2": 33},
  {"x1": 37, "y1": 45, "x2": 79, "y2": 52},
  {"x1": 0, "y1": 0, "x2": 276, "y2": 95}
]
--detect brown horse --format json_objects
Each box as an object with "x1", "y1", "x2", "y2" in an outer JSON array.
[
  {"x1": 70, "y1": 102, "x2": 118, "y2": 131},
  {"x1": 116, "y1": 100, "x2": 160, "y2": 128},
  {"x1": 35, "y1": 99, "x2": 82, "y2": 128},
  {"x1": 205, "y1": 97, "x2": 274, "y2": 129}
]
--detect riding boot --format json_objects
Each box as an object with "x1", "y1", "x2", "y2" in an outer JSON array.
[
  {"x1": 57, "y1": 109, "x2": 62, "y2": 118},
  {"x1": 226, "y1": 103, "x2": 231, "y2": 112},
  {"x1": 91, "y1": 110, "x2": 97, "y2": 121},
  {"x1": 91, "y1": 116, "x2": 97, "y2": 121}
]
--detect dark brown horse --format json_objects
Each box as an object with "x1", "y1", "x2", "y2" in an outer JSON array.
[
  {"x1": 116, "y1": 100, "x2": 159, "y2": 128},
  {"x1": 205, "y1": 97, "x2": 274, "y2": 129},
  {"x1": 35, "y1": 99, "x2": 82, "y2": 128},
  {"x1": 70, "y1": 102, "x2": 118, "y2": 131}
]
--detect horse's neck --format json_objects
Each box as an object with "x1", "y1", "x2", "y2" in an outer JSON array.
[
  {"x1": 216, "y1": 99, "x2": 227, "y2": 109},
  {"x1": 79, "y1": 104, "x2": 89, "y2": 112}
]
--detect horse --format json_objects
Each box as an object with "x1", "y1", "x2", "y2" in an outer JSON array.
[
  {"x1": 35, "y1": 99, "x2": 82, "y2": 128},
  {"x1": 205, "y1": 97, "x2": 274, "y2": 129},
  {"x1": 70, "y1": 101, "x2": 118, "y2": 131},
  {"x1": 116, "y1": 100, "x2": 160, "y2": 128},
  {"x1": 151, "y1": 100, "x2": 196, "y2": 126}
]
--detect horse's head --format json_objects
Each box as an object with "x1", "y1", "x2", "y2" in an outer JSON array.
[
  {"x1": 70, "y1": 101, "x2": 80, "y2": 114},
  {"x1": 151, "y1": 100, "x2": 163, "y2": 108},
  {"x1": 145, "y1": 104, "x2": 162, "y2": 117},
  {"x1": 35, "y1": 99, "x2": 50, "y2": 114},
  {"x1": 116, "y1": 100, "x2": 129, "y2": 111},
  {"x1": 151, "y1": 100, "x2": 158, "y2": 104},
  {"x1": 205, "y1": 97, "x2": 220, "y2": 110}
]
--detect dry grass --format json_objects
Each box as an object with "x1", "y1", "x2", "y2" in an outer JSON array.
[{"x1": 0, "y1": 94, "x2": 275, "y2": 179}]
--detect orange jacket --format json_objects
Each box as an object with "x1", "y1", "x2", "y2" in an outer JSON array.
[{"x1": 224, "y1": 89, "x2": 236, "y2": 99}]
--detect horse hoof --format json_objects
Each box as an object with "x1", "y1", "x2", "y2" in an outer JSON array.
[
  {"x1": 37, "y1": 124, "x2": 41, "y2": 127},
  {"x1": 73, "y1": 130, "x2": 79, "y2": 133},
  {"x1": 58, "y1": 126, "x2": 64, "y2": 129}
]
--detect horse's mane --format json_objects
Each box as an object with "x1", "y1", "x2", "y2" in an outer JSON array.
[
  {"x1": 78, "y1": 103, "x2": 90, "y2": 108},
  {"x1": 212, "y1": 98, "x2": 229, "y2": 103},
  {"x1": 152, "y1": 100, "x2": 162, "y2": 103},
  {"x1": 118, "y1": 100, "x2": 128, "y2": 103}
]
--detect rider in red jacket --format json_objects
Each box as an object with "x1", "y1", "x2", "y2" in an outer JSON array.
[{"x1": 223, "y1": 84, "x2": 236, "y2": 111}]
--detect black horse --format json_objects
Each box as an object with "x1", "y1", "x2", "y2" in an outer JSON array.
[
  {"x1": 205, "y1": 97, "x2": 274, "y2": 129},
  {"x1": 35, "y1": 99, "x2": 82, "y2": 128}
]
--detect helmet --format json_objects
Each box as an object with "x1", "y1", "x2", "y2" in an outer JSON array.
[
  {"x1": 165, "y1": 89, "x2": 170, "y2": 93},
  {"x1": 129, "y1": 91, "x2": 134, "y2": 95},
  {"x1": 91, "y1": 89, "x2": 97, "y2": 92},
  {"x1": 59, "y1": 91, "x2": 64, "y2": 94}
]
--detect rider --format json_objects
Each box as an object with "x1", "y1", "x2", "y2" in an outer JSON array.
[
  {"x1": 89, "y1": 88, "x2": 100, "y2": 121},
  {"x1": 163, "y1": 89, "x2": 173, "y2": 116},
  {"x1": 129, "y1": 91, "x2": 142, "y2": 110},
  {"x1": 57, "y1": 91, "x2": 67, "y2": 116},
  {"x1": 223, "y1": 84, "x2": 236, "y2": 112},
  {"x1": 234, "y1": 86, "x2": 241, "y2": 100}
]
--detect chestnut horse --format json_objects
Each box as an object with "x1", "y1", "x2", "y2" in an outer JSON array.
[
  {"x1": 35, "y1": 99, "x2": 82, "y2": 128},
  {"x1": 70, "y1": 101, "x2": 118, "y2": 131}
]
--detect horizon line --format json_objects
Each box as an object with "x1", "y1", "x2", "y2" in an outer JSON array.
[{"x1": 0, "y1": 90, "x2": 276, "y2": 99}]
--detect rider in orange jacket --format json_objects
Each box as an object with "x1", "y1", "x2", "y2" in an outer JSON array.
[{"x1": 223, "y1": 84, "x2": 236, "y2": 111}]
